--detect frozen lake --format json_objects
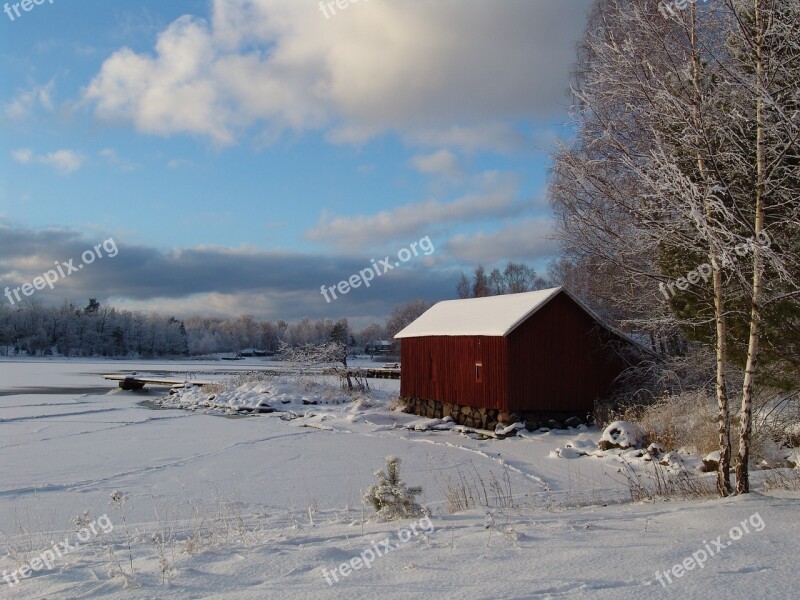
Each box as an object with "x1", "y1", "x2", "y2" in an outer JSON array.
[{"x1": 0, "y1": 358, "x2": 411, "y2": 533}]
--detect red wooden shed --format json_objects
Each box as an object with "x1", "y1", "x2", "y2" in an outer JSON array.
[{"x1": 394, "y1": 287, "x2": 637, "y2": 430}]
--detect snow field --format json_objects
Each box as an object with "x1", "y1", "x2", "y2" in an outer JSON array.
[{"x1": 1, "y1": 359, "x2": 798, "y2": 598}]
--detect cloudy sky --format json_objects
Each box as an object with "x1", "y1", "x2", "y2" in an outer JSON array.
[{"x1": 0, "y1": 0, "x2": 591, "y2": 326}]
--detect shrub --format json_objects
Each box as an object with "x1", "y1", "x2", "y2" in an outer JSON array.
[
  {"x1": 363, "y1": 456, "x2": 423, "y2": 521},
  {"x1": 620, "y1": 391, "x2": 719, "y2": 455},
  {"x1": 388, "y1": 396, "x2": 412, "y2": 412}
]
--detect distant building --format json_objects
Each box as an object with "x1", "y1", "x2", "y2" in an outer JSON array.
[
  {"x1": 394, "y1": 287, "x2": 640, "y2": 430},
  {"x1": 370, "y1": 340, "x2": 396, "y2": 356}
]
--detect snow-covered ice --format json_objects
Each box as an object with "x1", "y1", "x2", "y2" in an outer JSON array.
[{"x1": 1, "y1": 358, "x2": 798, "y2": 599}]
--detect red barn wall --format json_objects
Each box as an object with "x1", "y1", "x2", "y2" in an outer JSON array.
[
  {"x1": 506, "y1": 292, "x2": 626, "y2": 414},
  {"x1": 400, "y1": 335, "x2": 508, "y2": 410}
]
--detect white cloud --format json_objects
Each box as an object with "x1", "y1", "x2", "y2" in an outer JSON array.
[
  {"x1": 83, "y1": 0, "x2": 591, "y2": 149},
  {"x1": 12, "y1": 148, "x2": 85, "y2": 174},
  {"x1": 409, "y1": 150, "x2": 460, "y2": 178},
  {"x1": 11, "y1": 148, "x2": 33, "y2": 164},
  {"x1": 445, "y1": 217, "x2": 558, "y2": 264},
  {"x1": 40, "y1": 150, "x2": 85, "y2": 174},
  {"x1": 306, "y1": 172, "x2": 526, "y2": 250},
  {"x1": 99, "y1": 148, "x2": 139, "y2": 171},
  {"x1": 166, "y1": 158, "x2": 196, "y2": 169},
  {"x1": 407, "y1": 122, "x2": 527, "y2": 154},
  {"x1": 4, "y1": 80, "x2": 55, "y2": 120}
]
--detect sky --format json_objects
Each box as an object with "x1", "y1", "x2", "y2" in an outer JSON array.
[{"x1": 0, "y1": 0, "x2": 592, "y2": 327}]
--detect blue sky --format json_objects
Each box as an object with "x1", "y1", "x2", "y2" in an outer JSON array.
[{"x1": 0, "y1": 0, "x2": 591, "y2": 326}]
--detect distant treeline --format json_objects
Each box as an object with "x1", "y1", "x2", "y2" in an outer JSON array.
[
  {"x1": 0, "y1": 299, "x2": 400, "y2": 358},
  {"x1": 0, "y1": 262, "x2": 550, "y2": 358}
]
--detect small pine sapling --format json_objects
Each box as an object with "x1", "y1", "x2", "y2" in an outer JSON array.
[{"x1": 363, "y1": 456, "x2": 423, "y2": 521}]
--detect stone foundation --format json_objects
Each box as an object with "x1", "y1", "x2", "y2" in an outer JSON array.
[{"x1": 404, "y1": 398, "x2": 590, "y2": 432}]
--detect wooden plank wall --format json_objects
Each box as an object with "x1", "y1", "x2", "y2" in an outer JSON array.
[
  {"x1": 506, "y1": 292, "x2": 626, "y2": 413},
  {"x1": 400, "y1": 335, "x2": 509, "y2": 410}
]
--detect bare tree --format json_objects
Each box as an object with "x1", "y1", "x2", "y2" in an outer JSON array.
[
  {"x1": 472, "y1": 266, "x2": 489, "y2": 298},
  {"x1": 456, "y1": 272, "x2": 471, "y2": 299},
  {"x1": 385, "y1": 300, "x2": 433, "y2": 338},
  {"x1": 456, "y1": 262, "x2": 547, "y2": 298},
  {"x1": 503, "y1": 263, "x2": 537, "y2": 293},
  {"x1": 488, "y1": 268, "x2": 506, "y2": 295}
]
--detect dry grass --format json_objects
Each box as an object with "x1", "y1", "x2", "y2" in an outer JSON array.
[
  {"x1": 759, "y1": 468, "x2": 800, "y2": 492},
  {"x1": 635, "y1": 392, "x2": 719, "y2": 454},
  {"x1": 607, "y1": 391, "x2": 719, "y2": 455},
  {"x1": 431, "y1": 461, "x2": 514, "y2": 514},
  {"x1": 610, "y1": 458, "x2": 717, "y2": 502},
  {"x1": 201, "y1": 382, "x2": 225, "y2": 395}
]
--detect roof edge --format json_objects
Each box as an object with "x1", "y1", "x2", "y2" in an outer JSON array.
[{"x1": 394, "y1": 287, "x2": 656, "y2": 358}]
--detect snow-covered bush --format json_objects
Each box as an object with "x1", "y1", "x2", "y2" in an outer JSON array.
[
  {"x1": 750, "y1": 396, "x2": 800, "y2": 468},
  {"x1": 363, "y1": 456, "x2": 424, "y2": 521},
  {"x1": 388, "y1": 396, "x2": 413, "y2": 413},
  {"x1": 599, "y1": 421, "x2": 645, "y2": 450}
]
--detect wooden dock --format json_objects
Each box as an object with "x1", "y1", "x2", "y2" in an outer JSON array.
[
  {"x1": 322, "y1": 364, "x2": 401, "y2": 380},
  {"x1": 103, "y1": 375, "x2": 215, "y2": 391}
]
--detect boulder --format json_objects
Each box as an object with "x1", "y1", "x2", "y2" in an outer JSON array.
[{"x1": 701, "y1": 450, "x2": 721, "y2": 472}]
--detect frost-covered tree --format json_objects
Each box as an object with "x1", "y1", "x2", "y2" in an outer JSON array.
[
  {"x1": 363, "y1": 456, "x2": 423, "y2": 521},
  {"x1": 550, "y1": 0, "x2": 799, "y2": 495}
]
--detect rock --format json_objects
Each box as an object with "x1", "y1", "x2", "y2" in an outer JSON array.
[
  {"x1": 702, "y1": 450, "x2": 721, "y2": 472},
  {"x1": 498, "y1": 412, "x2": 521, "y2": 425},
  {"x1": 646, "y1": 443, "x2": 664, "y2": 458},
  {"x1": 548, "y1": 419, "x2": 563, "y2": 430},
  {"x1": 524, "y1": 420, "x2": 539, "y2": 432},
  {"x1": 598, "y1": 439, "x2": 618, "y2": 451},
  {"x1": 564, "y1": 416, "x2": 582, "y2": 428},
  {"x1": 660, "y1": 451, "x2": 684, "y2": 467},
  {"x1": 553, "y1": 446, "x2": 587, "y2": 459}
]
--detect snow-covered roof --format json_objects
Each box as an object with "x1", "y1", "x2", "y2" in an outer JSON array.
[{"x1": 394, "y1": 287, "x2": 565, "y2": 338}]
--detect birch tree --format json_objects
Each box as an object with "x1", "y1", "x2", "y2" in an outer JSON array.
[
  {"x1": 722, "y1": 0, "x2": 800, "y2": 493},
  {"x1": 550, "y1": 0, "x2": 799, "y2": 495}
]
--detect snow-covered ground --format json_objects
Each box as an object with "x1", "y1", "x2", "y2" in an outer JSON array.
[{"x1": 1, "y1": 358, "x2": 797, "y2": 599}]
